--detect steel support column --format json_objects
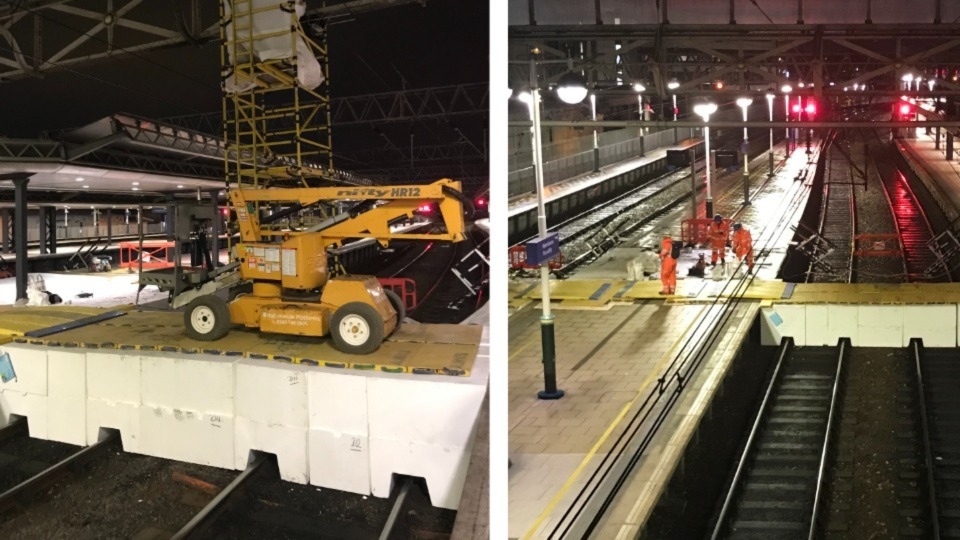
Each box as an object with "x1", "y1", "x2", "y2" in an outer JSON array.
[
  {"x1": 13, "y1": 177, "x2": 28, "y2": 300},
  {"x1": 948, "y1": 131, "x2": 954, "y2": 161},
  {"x1": 209, "y1": 190, "x2": 220, "y2": 266},
  {"x1": 936, "y1": 127, "x2": 941, "y2": 149},
  {"x1": 45, "y1": 207, "x2": 56, "y2": 254},
  {"x1": 37, "y1": 206, "x2": 47, "y2": 255},
  {"x1": 1, "y1": 208, "x2": 9, "y2": 253}
]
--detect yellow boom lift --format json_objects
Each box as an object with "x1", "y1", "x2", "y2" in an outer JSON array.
[{"x1": 181, "y1": 178, "x2": 468, "y2": 354}]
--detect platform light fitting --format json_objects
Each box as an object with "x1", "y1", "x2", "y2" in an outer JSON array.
[
  {"x1": 75, "y1": 177, "x2": 84, "y2": 182},
  {"x1": 556, "y1": 72, "x2": 588, "y2": 104},
  {"x1": 667, "y1": 80, "x2": 680, "y2": 90},
  {"x1": 633, "y1": 82, "x2": 645, "y2": 93},
  {"x1": 781, "y1": 84, "x2": 792, "y2": 93}
]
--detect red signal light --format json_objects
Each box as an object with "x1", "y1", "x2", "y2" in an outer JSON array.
[
  {"x1": 899, "y1": 104, "x2": 912, "y2": 115},
  {"x1": 475, "y1": 197, "x2": 486, "y2": 207},
  {"x1": 791, "y1": 104, "x2": 801, "y2": 113},
  {"x1": 715, "y1": 81, "x2": 724, "y2": 90},
  {"x1": 418, "y1": 204, "x2": 432, "y2": 213},
  {"x1": 804, "y1": 103, "x2": 816, "y2": 116}
]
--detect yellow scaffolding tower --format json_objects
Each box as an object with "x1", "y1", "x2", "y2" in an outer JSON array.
[{"x1": 219, "y1": 0, "x2": 332, "y2": 189}]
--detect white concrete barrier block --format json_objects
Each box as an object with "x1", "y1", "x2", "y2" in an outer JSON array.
[
  {"x1": 859, "y1": 305, "x2": 902, "y2": 328},
  {"x1": 904, "y1": 305, "x2": 956, "y2": 347},
  {"x1": 827, "y1": 305, "x2": 859, "y2": 346},
  {"x1": 87, "y1": 352, "x2": 141, "y2": 404},
  {"x1": 47, "y1": 395, "x2": 86, "y2": 445},
  {"x1": 805, "y1": 305, "x2": 831, "y2": 346},
  {"x1": 761, "y1": 305, "x2": 806, "y2": 345},
  {"x1": 858, "y1": 305, "x2": 903, "y2": 347},
  {"x1": 87, "y1": 399, "x2": 141, "y2": 453},
  {"x1": 0, "y1": 344, "x2": 48, "y2": 396},
  {"x1": 48, "y1": 349, "x2": 86, "y2": 400},
  {"x1": 308, "y1": 430, "x2": 370, "y2": 494},
  {"x1": 367, "y1": 375, "x2": 486, "y2": 509},
  {"x1": 307, "y1": 371, "x2": 371, "y2": 494},
  {"x1": 235, "y1": 360, "x2": 310, "y2": 427},
  {"x1": 139, "y1": 405, "x2": 234, "y2": 468},
  {"x1": 0, "y1": 391, "x2": 48, "y2": 438},
  {"x1": 141, "y1": 354, "x2": 235, "y2": 415},
  {"x1": 857, "y1": 325, "x2": 903, "y2": 348},
  {"x1": 235, "y1": 416, "x2": 308, "y2": 484},
  {"x1": 369, "y1": 437, "x2": 473, "y2": 510}
]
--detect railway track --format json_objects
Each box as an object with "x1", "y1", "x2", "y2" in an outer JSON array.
[
  {"x1": 172, "y1": 455, "x2": 448, "y2": 540},
  {"x1": 0, "y1": 421, "x2": 119, "y2": 521},
  {"x1": 860, "y1": 127, "x2": 951, "y2": 283},
  {"x1": 809, "y1": 130, "x2": 857, "y2": 283},
  {"x1": 913, "y1": 341, "x2": 960, "y2": 538},
  {"x1": 712, "y1": 339, "x2": 847, "y2": 539},
  {"x1": 411, "y1": 224, "x2": 488, "y2": 324}
]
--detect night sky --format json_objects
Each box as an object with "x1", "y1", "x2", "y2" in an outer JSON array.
[{"x1": 0, "y1": 0, "x2": 488, "y2": 185}]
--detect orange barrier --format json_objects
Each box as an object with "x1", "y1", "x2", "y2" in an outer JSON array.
[
  {"x1": 509, "y1": 245, "x2": 564, "y2": 270},
  {"x1": 119, "y1": 241, "x2": 176, "y2": 270},
  {"x1": 680, "y1": 218, "x2": 733, "y2": 246},
  {"x1": 378, "y1": 277, "x2": 417, "y2": 310}
]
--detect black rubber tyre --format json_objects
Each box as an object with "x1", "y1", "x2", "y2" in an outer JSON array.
[
  {"x1": 184, "y1": 295, "x2": 232, "y2": 341},
  {"x1": 384, "y1": 289, "x2": 405, "y2": 334},
  {"x1": 330, "y1": 302, "x2": 385, "y2": 355}
]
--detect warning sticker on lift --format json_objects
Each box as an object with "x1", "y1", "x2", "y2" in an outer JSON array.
[
  {"x1": 282, "y1": 249, "x2": 297, "y2": 276},
  {"x1": 264, "y1": 247, "x2": 280, "y2": 263}
]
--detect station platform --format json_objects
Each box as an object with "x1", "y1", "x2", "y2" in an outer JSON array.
[
  {"x1": 508, "y1": 138, "x2": 701, "y2": 218},
  {"x1": 0, "y1": 306, "x2": 488, "y2": 511},
  {"x1": 509, "y1": 140, "x2": 823, "y2": 537},
  {"x1": 895, "y1": 128, "x2": 960, "y2": 223},
  {"x1": 509, "y1": 131, "x2": 960, "y2": 537}
]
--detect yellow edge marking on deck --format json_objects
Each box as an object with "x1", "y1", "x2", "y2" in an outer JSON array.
[
  {"x1": 0, "y1": 336, "x2": 11, "y2": 346},
  {"x1": 521, "y1": 304, "x2": 709, "y2": 540}
]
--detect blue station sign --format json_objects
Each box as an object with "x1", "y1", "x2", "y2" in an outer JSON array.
[{"x1": 525, "y1": 232, "x2": 560, "y2": 266}]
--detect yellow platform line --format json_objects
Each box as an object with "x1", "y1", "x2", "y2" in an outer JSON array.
[{"x1": 521, "y1": 304, "x2": 708, "y2": 540}]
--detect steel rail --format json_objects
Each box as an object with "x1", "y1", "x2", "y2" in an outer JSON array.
[
  {"x1": 710, "y1": 338, "x2": 794, "y2": 540},
  {"x1": 0, "y1": 430, "x2": 119, "y2": 515},
  {"x1": 378, "y1": 478, "x2": 413, "y2": 540},
  {"x1": 912, "y1": 338, "x2": 942, "y2": 540},
  {"x1": 171, "y1": 454, "x2": 269, "y2": 540},
  {"x1": 807, "y1": 338, "x2": 849, "y2": 540}
]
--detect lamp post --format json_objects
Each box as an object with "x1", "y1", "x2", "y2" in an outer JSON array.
[
  {"x1": 766, "y1": 92, "x2": 775, "y2": 178},
  {"x1": 634, "y1": 82, "x2": 646, "y2": 153},
  {"x1": 524, "y1": 64, "x2": 586, "y2": 401},
  {"x1": 781, "y1": 84, "x2": 792, "y2": 154},
  {"x1": 694, "y1": 102, "x2": 718, "y2": 217},
  {"x1": 590, "y1": 92, "x2": 600, "y2": 172},
  {"x1": 668, "y1": 80, "x2": 680, "y2": 121},
  {"x1": 736, "y1": 97, "x2": 753, "y2": 205}
]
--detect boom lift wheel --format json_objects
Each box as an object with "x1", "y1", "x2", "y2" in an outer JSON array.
[
  {"x1": 384, "y1": 289, "x2": 405, "y2": 334},
  {"x1": 331, "y1": 302, "x2": 385, "y2": 355},
  {"x1": 184, "y1": 295, "x2": 232, "y2": 341}
]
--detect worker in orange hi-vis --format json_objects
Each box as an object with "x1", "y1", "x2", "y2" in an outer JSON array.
[
  {"x1": 659, "y1": 233, "x2": 679, "y2": 295},
  {"x1": 707, "y1": 214, "x2": 729, "y2": 267},
  {"x1": 731, "y1": 222, "x2": 754, "y2": 273}
]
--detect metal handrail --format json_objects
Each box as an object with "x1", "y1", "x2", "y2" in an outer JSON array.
[
  {"x1": 808, "y1": 337, "x2": 850, "y2": 540},
  {"x1": 710, "y1": 337, "x2": 794, "y2": 540},
  {"x1": 912, "y1": 338, "x2": 942, "y2": 540}
]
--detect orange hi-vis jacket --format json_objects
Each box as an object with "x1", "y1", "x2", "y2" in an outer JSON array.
[
  {"x1": 708, "y1": 221, "x2": 728, "y2": 247},
  {"x1": 732, "y1": 228, "x2": 753, "y2": 254}
]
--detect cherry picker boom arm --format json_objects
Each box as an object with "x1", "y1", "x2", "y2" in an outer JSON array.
[{"x1": 229, "y1": 178, "x2": 469, "y2": 248}]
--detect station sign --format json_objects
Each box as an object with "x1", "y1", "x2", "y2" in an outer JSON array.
[{"x1": 526, "y1": 232, "x2": 560, "y2": 266}]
